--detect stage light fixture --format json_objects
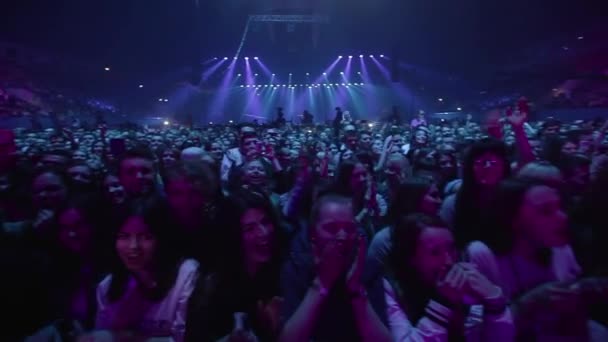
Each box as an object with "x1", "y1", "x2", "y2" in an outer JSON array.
[
  {"x1": 338, "y1": 56, "x2": 343, "y2": 59},
  {"x1": 224, "y1": 57, "x2": 228, "y2": 60},
  {"x1": 254, "y1": 74, "x2": 258, "y2": 76},
  {"x1": 380, "y1": 54, "x2": 384, "y2": 57},
  {"x1": 237, "y1": 74, "x2": 242, "y2": 77},
  {"x1": 163, "y1": 121, "x2": 170, "y2": 126},
  {"x1": 578, "y1": 36, "x2": 584, "y2": 40},
  {"x1": 340, "y1": 72, "x2": 344, "y2": 74},
  {"x1": 272, "y1": 73, "x2": 276, "y2": 76},
  {"x1": 245, "y1": 57, "x2": 249, "y2": 60},
  {"x1": 306, "y1": 73, "x2": 310, "y2": 76},
  {"x1": 233, "y1": 57, "x2": 238, "y2": 60},
  {"x1": 370, "y1": 55, "x2": 374, "y2": 58},
  {"x1": 229, "y1": 120, "x2": 234, "y2": 123},
  {"x1": 209, "y1": 122, "x2": 213, "y2": 125},
  {"x1": 323, "y1": 73, "x2": 327, "y2": 75},
  {"x1": 158, "y1": 98, "x2": 163, "y2": 102},
  {"x1": 348, "y1": 56, "x2": 353, "y2": 59},
  {"x1": 254, "y1": 57, "x2": 259, "y2": 60},
  {"x1": 457, "y1": 107, "x2": 462, "y2": 111},
  {"x1": 164, "y1": 99, "x2": 169, "y2": 102},
  {"x1": 357, "y1": 72, "x2": 361, "y2": 74},
  {"x1": 138, "y1": 85, "x2": 143, "y2": 88},
  {"x1": 359, "y1": 55, "x2": 363, "y2": 58},
  {"x1": 438, "y1": 98, "x2": 443, "y2": 102},
  {"x1": 104, "y1": 67, "x2": 110, "y2": 71},
  {"x1": 240, "y1": 85, "x2": 244, "y2": 88}
]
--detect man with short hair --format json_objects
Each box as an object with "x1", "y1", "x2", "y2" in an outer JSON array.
[
  {"x1": 220, "y1": 125, "x2": 261, "y2": 182},
  {"x1": 118, "y1": 147, "x2": 156, "y2": 199}
]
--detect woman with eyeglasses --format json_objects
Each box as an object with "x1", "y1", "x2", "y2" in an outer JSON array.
[{"x1": 440, "y1": 139, "x2": 511, "y2": 248}]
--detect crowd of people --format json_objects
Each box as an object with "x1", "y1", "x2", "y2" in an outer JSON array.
[{"x1": 1, "y1": 98, "x2": 608, "y2": 342}]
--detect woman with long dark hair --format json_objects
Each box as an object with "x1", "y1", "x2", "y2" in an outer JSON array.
[
  {"x1": 384, "y1": 214, "x2": 513, "y2": 341},
  {"x1": 92, "y1": 197, "x2": 199, "y2": 341},
  {"x1": 185, "y1": 190, "x2": 285, "y2": 342},
  {"x1": 440, "y1": 138, "x2": 511, "y2": 248},
  {"x1": 367, "y1": 178, "x2": 442, "y2": 274},
  {"x1": 480, "y1": 178, "x2": 608, "y2": 340},
  {"x1": 330, "y1": 159, "x2": 385, "y2": 238}
]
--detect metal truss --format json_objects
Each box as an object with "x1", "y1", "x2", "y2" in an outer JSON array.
[{"x1": 249, "y1": 14, "x2": 329, "y2": 24}]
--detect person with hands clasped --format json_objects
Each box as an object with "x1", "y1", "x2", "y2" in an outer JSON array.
[
  {"x1": 384, "y1": 214, "x2": 514, "y2": 341},
  {"x1": 279, "y1": 194, "x2": 392, "y2": 342}
]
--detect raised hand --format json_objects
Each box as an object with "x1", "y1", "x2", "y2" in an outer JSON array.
[
  {"x1": 506, "y1": 108, "x2": 527, "y2": 128},
  {"x1": 436, "y1": 264, "x2": 468, "y2": 305},
  {"x1": 345, "y1": 235, "x2": 367, "y2": 297},
  {"x1": 459, "y1": 263, "x2": 501, "y2": 302},
  {"x1": 314, "y1": 238, "x2": 354, "y2": 291}
]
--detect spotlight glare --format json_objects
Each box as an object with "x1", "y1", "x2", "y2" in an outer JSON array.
[
  {"x1": 138, "y1": 84, "x2": 143, "y2": 88},
  {"x1": 104, "y1": 67, "x2": 110, "y2": 71},
  {"x1": 323, "y1": 72, "x2": 327, "y2": 75},
  {"x1": 254, "y1": 74, "x2": 258, "y2": 76},
  {"x1": 357, "y1": 72, "x2": 361, "y2": 74},
  {"x1": 338, "y1": 55, "x2": 343, "y2": 58},
  {"x1": 254, "y1": 57, "x2": 259, "y2": 60},
  {"x1": 457, "y1": 107, "x2": 462, "y2": 111},
  {"x1": 340, "y1": 72, "x2": 344, "y2": 74},
  {"x1": 164, "y1": 99, "x2": 168, "y2": 102},
  {"x1": 380, "y1": 54, "x2": 384, "y2": 58},
  {"x1": 370, "y1": 55, "x2": 374, "y2": 58},
  {"x1": 163, "y1": 120, "x2": 170, "y2": 126},
  {"x1": 438, "y1": 98, "x2": 443, "y2": 102},
  {"x1": 237, "y1": 74, "x2": 242, "y2": 77},
  {"x1": 306, "y1": 73, "x2": 310, "y2": 76},
  {"x1": 229, "y1": 120, "x2": 234, "y2": 123},
  {"x1": 233, "y1": 57, "x2": 238, "y2": 60},
  {"x1": 348, "y1": 56, "x2": 353, "y2": 59},
  {"x1": 272, "y1": 73, "x2": 276, "y2": 76},
  {"x1": 158, "y1": 98, "x2": 163, "y2": 102},
  {"x1": 245, "y1": 57, "x2": 249, "y2": 60},
  {"x1": 224, "y1": 57, "x2": 228, "y2": 60},
  {"x1": 240, "y1": 85, "x2": 244, "y2": 88},
  {"x1": 359, "y1": 55, "x2": 363, "y2": 58}
]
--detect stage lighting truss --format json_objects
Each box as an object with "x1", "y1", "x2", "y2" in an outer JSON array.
[
  {"x1": 238, "y1": 83, "x2": 366, "y2": 88},
  {"x1": 249, "y1": 14, "x2": 329, "y2": 24}
]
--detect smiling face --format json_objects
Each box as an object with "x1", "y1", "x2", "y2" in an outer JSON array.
[
  {"x1": 103, "y1": 175, "x2": 126, "y2": 205},
  {"x1": 115, "y1": 216, "x2": 157, "y2": 273},
  {"x1": 241, "y1": 208, "x2": 275, "y2": 268},
  {"x1": 243, "y1": 160, "x2": 267, "y2": 186}
]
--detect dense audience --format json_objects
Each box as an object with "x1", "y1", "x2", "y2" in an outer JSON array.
[{"x1": 1, "y1": 98, "x2": 608, "y2": 341}]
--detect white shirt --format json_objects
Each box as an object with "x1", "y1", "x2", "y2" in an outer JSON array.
[{"x1": 95, "y1": 259, "x2": 199, "y2": 342}]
